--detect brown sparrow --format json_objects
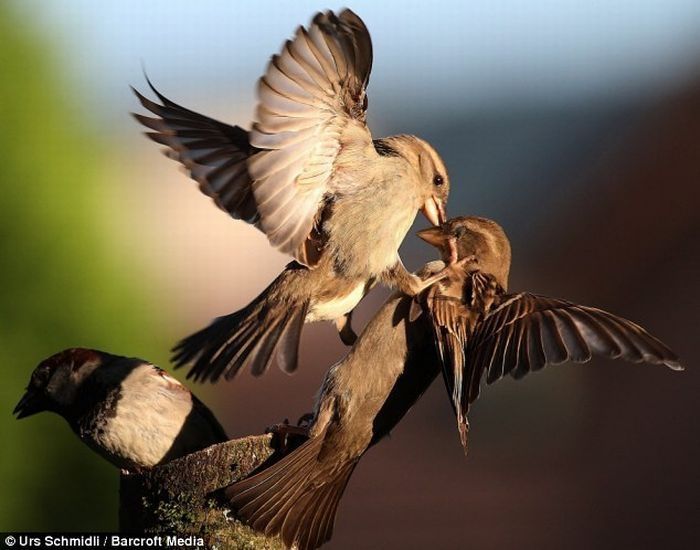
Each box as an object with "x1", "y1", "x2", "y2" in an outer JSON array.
[
  {"x1": 225, "y1": 219, "x2": 681, "y2": 549},
  {"x1": 132, "y1": 9, "x2": 452, "y2": 381},
  {"x1": 417, "y1": 216, "x2": 683, "y2": 452}
]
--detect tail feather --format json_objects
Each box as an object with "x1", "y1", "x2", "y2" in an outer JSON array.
[
  {"x1": 227, "y1": 436, "x2": 355, "y2": 550},
  {"x1": 292, "y1": 474, "x2": 348, "y2": 550},
  {"x1": 280, "y1": 464, "x2": 355, "y2": 549},
  {"x1": 172, "y1": 294, "x2": 308, "y2": 383},
  {"x1": 242, "y1": 442, "x2": 321, "y2": 528},
  {"x1": 211, "y1": 314, "x2": 277, "y2": 381},
  {"x1": 275, "y1": 301, "x2": 308, "y2": 374},
  {"x1": 198, "y1": 312, "x2": 260, "y2": 381},
  {"x1": 248, "y1": 313, "x2": 294, "y2": 377},
  {"x1": 230, "y1": 437, "x2": 324, "y2": 528}
]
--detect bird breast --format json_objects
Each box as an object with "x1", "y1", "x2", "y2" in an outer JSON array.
[
  {"x1": 81, "y1": 365, "x2": 194, "y2": 469},
  {"x1": 326, "y1": 161, "x2": 420, "y2": 279}
]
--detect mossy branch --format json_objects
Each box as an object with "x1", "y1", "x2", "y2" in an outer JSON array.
[{"x1": 119, "y1": 434, "x2": 285, "y2": 549}]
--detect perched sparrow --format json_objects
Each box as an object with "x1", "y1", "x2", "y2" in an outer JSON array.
[
  {"x1": 226, "y1": 266, "x2": 443, "y2": 550},
  {"x1": 417, "y1": 216, "x2": 683, "y2": 452},
  {"x1": 14, "y1": 348, "x2": 227, "y2": 471},
  {"x1": 132, "y1": 9, "x2": 452, "y2": 382}
]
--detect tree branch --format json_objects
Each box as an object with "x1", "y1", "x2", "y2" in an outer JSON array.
[{"x1": 119, "y1": 434, "x2": 285, "y2": 549}]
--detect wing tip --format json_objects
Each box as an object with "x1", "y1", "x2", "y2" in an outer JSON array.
[{"x1": 665, "y1": 360, "x2": 684, "y2": 371}]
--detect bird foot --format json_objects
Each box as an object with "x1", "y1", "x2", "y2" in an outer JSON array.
[
  {"x1": 407, "y1": 253, "x2": 477, "y2": 321},
  {"x1": 266, "y1": 418, "x2": 309, "y2": 452},
  {"x1": 297, "y1": 412, "x2": 315, "y2": 427}
]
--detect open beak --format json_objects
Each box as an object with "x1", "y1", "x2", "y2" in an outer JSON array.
[
  {"x1": 13, "y1": 390, "x2": 47, "y2": 419},
  {"x1": 417, "y1": 226, "x2": 449, "y2": 247},
  {"x1": 421, "y1": 196, "x2": 446, "y2": 226}
]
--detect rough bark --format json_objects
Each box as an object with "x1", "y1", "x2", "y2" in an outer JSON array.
[{"x1": 119, "y1": 434, "x2": 285, "y2": 549}]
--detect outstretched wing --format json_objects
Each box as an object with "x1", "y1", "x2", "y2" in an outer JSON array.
[
  {"x1": 464, "y1": 293, "x2": 683, "y2": 403},
  {"x1": 249, "y1": 9, "x2": 374, "y2": 264},
  {"x1": 132, "y1": 79, "x2": 259, "y2": 224}
]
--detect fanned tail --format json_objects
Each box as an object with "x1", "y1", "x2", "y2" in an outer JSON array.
[
  {"x1": 226, "y1": 437, "x2": 355, "y2": 550},
  {"x1": 172, "y1": 288, "x2": 308, "y2": 383}
]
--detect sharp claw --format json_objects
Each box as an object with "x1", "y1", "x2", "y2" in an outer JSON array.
[
  {"x1": 297, "y1": 413, "x2": 314, "y2": 427},
  {"x1": 266, "y1": 419, "x2": 310, "y2": 453},
  {"x1": 456, "y1": 255, "x2": 477, "y2": 268}
]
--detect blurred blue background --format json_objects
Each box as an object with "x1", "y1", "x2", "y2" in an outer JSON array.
[{"x1": 1, "y1": 1, "x2": 698, "y2": 548}]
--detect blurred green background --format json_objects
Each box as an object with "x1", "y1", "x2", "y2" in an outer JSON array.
[
  {"x1": 1, "y1": 1, "x2": 698, "y2": 548},
  {"x1": 0, "y1": 4, "x2": 172, "y2": 530}
]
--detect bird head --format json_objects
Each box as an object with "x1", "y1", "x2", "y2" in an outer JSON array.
[
  {"x1": 418, "y1": 216, "x2": 512, "y2": 290},
  {"x1": 14, "y1": 348, "x2": 113, "y2": 420},
  {"x1": 381, "y1": 135, "x2": 449, "y2": 226}
]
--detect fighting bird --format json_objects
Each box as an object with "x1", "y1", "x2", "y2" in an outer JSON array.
[
  {"x1": 14, "y1": 348, "x2": 227, "y2": 471},
  {"x1": 225, "y1": 218, "x2": 681, "y2": 550},
  {"x1": 417, "y1": 216, "x2": 683, "y2": 452},
  {"x1": 132, "y1": 9, "x2": 452, "y2": 382},
  {"x1": 226, "y1": 265, "x2": 443, "y2": 550}
]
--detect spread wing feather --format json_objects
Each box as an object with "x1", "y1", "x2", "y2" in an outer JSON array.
[
  {"x1": 133, "y1": 10, "x2": 375, "y2": 267},
  {"x1": 249, "y1": 9, "x2": 374, "y2": 264},
  {"x1": 429, "y1": 282, "x2": 681, "y2": 452},
  {"x1": 466, "y1": 293, "x2": 682, "y2": 394},
  {"x1": 131, "y1": 79, "x2": 259, "y2": 224}
]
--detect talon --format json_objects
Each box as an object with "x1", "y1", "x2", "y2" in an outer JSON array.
[
  {"x1": 297, "y1": 412, "x2": 314, "y2": 427},
  {"x1": 456, "y1": 254, "x2": 477, "y2": 268},
  {"x1": 266, "y1": 418, "x2": 310, "y2": 452},
  {"x1": 265, "y1": 418, "x2": 290, "y2": 434}
]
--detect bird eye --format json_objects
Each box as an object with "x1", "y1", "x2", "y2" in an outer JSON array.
[{"x1": 433, "y1": 174, "x2": 444, "y2": 186}]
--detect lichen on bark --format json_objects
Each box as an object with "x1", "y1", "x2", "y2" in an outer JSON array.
[{"x1": 119, "y1": 434, "x2": 286, "y2": 549}]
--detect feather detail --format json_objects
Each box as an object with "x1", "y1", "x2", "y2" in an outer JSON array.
[
  {"x1": 131, "y1": 78, "x2": 259, "y2": 224},
  {"x1": 466, "y1": 293, "x2": 683, "y2": 389},
  {"x1": 248, "y1": 9, "x2": 375, "y2": 266}
]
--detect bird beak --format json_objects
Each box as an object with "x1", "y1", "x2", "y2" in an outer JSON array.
[
  {"x1": 13, "y1": 390, "x2": 47, "y2": 419},
  {"x1": 421, "y1": 196, "x2": 446, "y2": 226},
  {"x1": 417, "y1": 226, "x2": 449, "y2": 247}
]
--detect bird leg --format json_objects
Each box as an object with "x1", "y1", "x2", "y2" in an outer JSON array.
[
  {"x1": 297, "y1": 412, "x2": 315, "y2": 427},
  {"x1": 384, "y1": 246, "x2": 477, "y2": 298},
  {"x1": 266, "y1": 418, "x2": 310, "y2": 452},
  {"x1": 335, "y1": 311, "x2": 358, "y2": 345},
  {"x1": 382, "y1": 259, "x2": 437, "y2": 296}
]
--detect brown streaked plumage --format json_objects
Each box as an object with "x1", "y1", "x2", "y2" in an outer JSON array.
[
  {"x1": 417, "y1": 216, "x2": 683, "y2": 453},
  {"x1": 14, "y1": 348, "x2": 227, "y2": 471},
  {"x1": 133, "y1": 9, "x2": 453, "y2": 381},
  {"x1": 224, "y1": 215, "x2": 682, "y2": 548},
  {"x1": 225, "y1": 263, "x2": 445, "y2": 550}
]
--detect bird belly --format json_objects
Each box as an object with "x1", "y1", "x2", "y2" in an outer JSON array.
[
  {"x1": 91, "y1": 407, "x2": 188, "y2": 469},
  {"x1": 306, "y1": 281, "x2": 367, "y2": 322}
]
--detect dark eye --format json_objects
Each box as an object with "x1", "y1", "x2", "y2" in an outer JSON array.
[{"x1": 433, "y1": 174, "x2": 444, "y2": 186}]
